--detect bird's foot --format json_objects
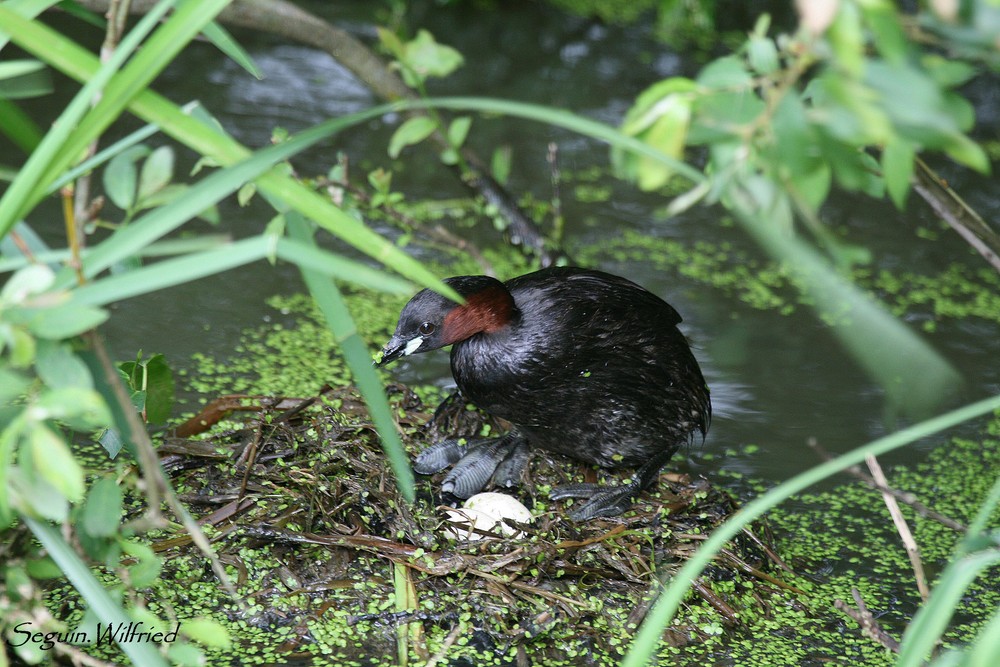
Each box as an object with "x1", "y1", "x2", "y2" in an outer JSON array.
[
  {"x1": 413, "y1": 432, "x2": 529, "y2": 499},
  {"x1": 550, "y1": 480, "x2": 641, "y2": 521}
]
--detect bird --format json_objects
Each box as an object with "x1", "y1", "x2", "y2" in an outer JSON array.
[{"x1": 377, "y1": 266, "x2": 711, "y2": 520}]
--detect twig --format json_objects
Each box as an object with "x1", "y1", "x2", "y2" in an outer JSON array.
[
  {"x1": 423, "y1": 623, "x2": 463, "y2": 667},
  {"x1": 807, "y1": 438, "x2": 966, "y2": 533},
  {"x1": 86, "y1": 331, "x2": 243, "y2": 607},
  {"x1": 834, "y1": 588, "x2": 901, "y2": 652},
  {"x1": 913, "y1": 157, "x2": 1000, "y2": 274},
  {"x1": 329, "y1": 173, "x2": 494, "y2": 275},
  {"x1": 866, "y1": 455, "x2": 930, "y2": 603}
]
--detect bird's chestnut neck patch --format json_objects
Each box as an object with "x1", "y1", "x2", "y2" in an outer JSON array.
[{"x1": 442, "y1": 284, "x2": 516, "y2": 343}]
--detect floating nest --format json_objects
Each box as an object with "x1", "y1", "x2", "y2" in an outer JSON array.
[{"x1": 154, "y1": 385, "x2": 799, "y2": 665}]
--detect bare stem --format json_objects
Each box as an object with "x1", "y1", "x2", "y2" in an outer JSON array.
[{"x1": 866, "y1": 454, "x2": 930, "y2": 603}]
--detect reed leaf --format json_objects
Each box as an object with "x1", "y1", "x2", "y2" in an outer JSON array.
[
  {"x1": 24, "y1": 518, "x2": 169, "y2": 667},
  {"x1": 286, "y1": 211, "x2": 416, "y2": 502},
  {"x1": 621, "y1": 393, "x2": 1000, "y2": 666}
]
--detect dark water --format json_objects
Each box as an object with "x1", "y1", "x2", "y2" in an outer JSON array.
[{"x1": 10, "y1": 3, "x2": 1000, "y2": 489}]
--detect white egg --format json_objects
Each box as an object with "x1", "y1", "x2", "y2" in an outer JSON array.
[{"x1": 444, "y1": 492, "x2": 532, "y2": 541}]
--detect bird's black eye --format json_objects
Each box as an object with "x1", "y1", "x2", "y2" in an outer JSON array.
[{"x1": 418, "y1": 322, "x2": 436, "y2": 335}]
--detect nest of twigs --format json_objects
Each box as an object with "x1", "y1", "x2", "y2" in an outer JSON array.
[{"x1": 154, "y1": 385, "x2": 797, "y2": 663}]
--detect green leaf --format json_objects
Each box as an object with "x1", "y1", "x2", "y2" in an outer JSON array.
[
  {"x1": 286, "y1": 213, "x2": 415, "y2": 502},
  {"x1": 690, "y1": 90, "x2": 765, "y2": 144},
  {"x1": 103, "y1": 145, "x2": 148, "y2": 211},
  {"x1": 921, "y1": 54, "x2": 976, "y2": 88},
  {"x1": 82, "y1": 476, "x2": 123, "y2": 538},
  {"x1": 860, "y1": 1, "x2": 910, "y2": 63},
  {"x1": 24, "y1": 519, "x2": 170, "y2": 666},
  {"x1": 0, "y1": 58, "x2": 51, "y2": 100},
  {"x1": 696, "y1": 55, "x2": 752, "y2": 88},
  {"x1": 36, "y1": 340, "x2": 94, "y2": 390},
  {"x1": 621, "y1": 394, "x2": 1000, "y2": 667},
  {"x1": 166, "y1": 643, "x2": 207, "y2": 667},
  {"x1": 615, "y1": 79, "x2": 696, "y2": 189},
  {"x1": 179, "y1": 617, "x2": 232, "y2": 649},
  {"x1": 0, "y1": 59, "x2": 46, "y2": 80},
  {"x1": 18, "y1": 301, "x2": 108, "y2": 339},
  {"x1": 48, "y1": 121, "x2": 160, "y2": 195},
  {"x1": 36, "y1": 387, "x2": 112, "y2": 431},
  {"x1": 137, "y1": 145, "x2": 174, "y2": 203},
  {"x1": 620, "y1": 77, "x2": 698, "y2": 136},
  {"x1": 942, "y1": 133, "x2": 990, "y2": 174},
  {"x1": 200, "y1": 20, "x2": 260, "y2": 79},
  {"x1": 7, "y1": 325, "x2": 36, "y2": 367},
  {"x1": 491, "y1": 145, "x2": 512, "y2": 186},
  {"x1": 1, "y1": 263, "x2": 55, "y2": 303},
  {"x1": 9, "y1": 466, "x2": 69, "y2": 521},
  {"x1": 98, "y1": 428, "x2": 126, "y2": 459},
  {"x1": 25, "y1": 555, "x2": 62, "y2": 579},
  {"x1": 637, "y1": 100, "x2": 691, "y2": 190},
  {"x1": 826, "y1": 0, "x2": 864, "y2": 76},
  {"x1": 0, "y1": 368, "x2": 30, "y2": 405},
  {"x1": 388, "y1": 116, "x2": 437, "y2": 159},
  {"x1": 0, "y1": 97, "x2": 44, "y2": 153},
  {"x1": 747, "y1": 35, "x2": 779, "y2": 75},
  {"x1": 447, "y1": 116, "x2": 472, "y2": 148},
  {"x1": 402, "y1": 30, "x2": 464, "y2": 83},
  {"x1": 882, "y1": 138, "x2": 915, "y2": 209},
  {"x1": 375, "y1": 26, "x2": 406, "y2": 60},
  {"x1": 120, "y1": 540, "x2": 161, "y2": 588},
  {"x1": 30, "y1": 423, "x2": 85, "y2": 503},
  {"x1": 119, "y1": 353, "x2": 174, "y2": 424},
  {"x1": 772, "y1": 93, "x2": 819, "y2": 175},
  {"x1": 788, "y1": 164, "x2": 832, "y2": 213}
]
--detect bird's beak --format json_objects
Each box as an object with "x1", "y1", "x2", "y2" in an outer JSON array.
[{"x1": 375, "y1": 335, "x2": 418, "y2": 367}]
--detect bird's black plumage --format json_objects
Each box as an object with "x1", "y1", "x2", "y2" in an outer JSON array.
[{"x1": 379, "y1": 266, "x2": 711, "y2": 519}]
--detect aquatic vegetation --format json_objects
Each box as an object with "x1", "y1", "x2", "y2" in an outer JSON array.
[
  {"x1": 579, "y1": 228, "x2": 1000, "y2": 329},
  {"x1": 164, "y1": 252, "x2": 999, "y2": 665}
]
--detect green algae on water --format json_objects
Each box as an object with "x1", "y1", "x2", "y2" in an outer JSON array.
[{"x1": 579, "y1": 229, "x2": 1000, "y2": 329}]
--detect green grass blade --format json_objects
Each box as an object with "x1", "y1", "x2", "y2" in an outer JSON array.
[
  {"x1": 68, "y1": 232, "x2": 413, "y2": 307},
  {"x1": 896, "y1": 545, "x2": 1000, "y2": 667},
  {"x1": 274, "y1": 237, "x2": 414, "y2": 295},
  {"x1": 0, "y1": 0, "x2": 176, "y2": 236},
  {"x1": 0, "y1": 233, "x2": 231, "y2": 274},
  {"x1": 23, "y1": 517, "x2": 169, "y2": 667},
  {"x1": 286, "y1": 211, "x2": 416, "y2": 502},
  {"x1": 962, "y1": 472, "x2": 1000, "y2": 546},
  {"x1": 621, "y1": 393, "x2": 1000, "y2": 667},
  {"x1": 399, "y1": 96, "x2": 706, "y2": 184},
  {"x1": 201, "y1": 20, "x2": 261, "y2": 79},
  {"x1": 0, "y1": 0, "x2": 63, "y2": 50},
  {"x1": 731, "y1": 204, "x2": 962, "y2": 417},
  {"x1": 29, "y1": 0, "x2": 231, "y2": 212},
  {"x1": 949, "y1": 602, "x2": 1000, "y2": 667},
  {"x1": 391, "y1": 97, "x2": 962, "y2": 415},
  {"x1": 7, "y1": 15, "x2": 450, "y2": 295},
  {"x1": 47, "y1": 121, "x2": 161, "y2": 194},
  {"x1": 70, "y1": 237, "x2": 271, "y2": 306},
  {"x1": 0, "y1": 98, "x2": 43, "y2": 153},
  {"x1": 57, "y1": 112, "x2": 391, "y2": 287}
]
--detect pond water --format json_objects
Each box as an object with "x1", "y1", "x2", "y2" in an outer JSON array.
[
  {"x1": 12, "y1": 1, "x2": 999, "y2": 487},
  {"x1": 6, "y1": 1, "x2": 1000, "y2": 664}
]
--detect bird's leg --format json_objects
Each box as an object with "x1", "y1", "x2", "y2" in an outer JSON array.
[
  {"x1": 413, "y1": 437, "x2": 490, "y2": 475},
  {"x1": 491, "y1": 434, "x2": 530, "y2": 488},
  {"x1": 414, "y1": 431, "x2": 529, "y2": 499},
  {"x1": 550, "y1": 449, "x2": 675, "y2": 520}
]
